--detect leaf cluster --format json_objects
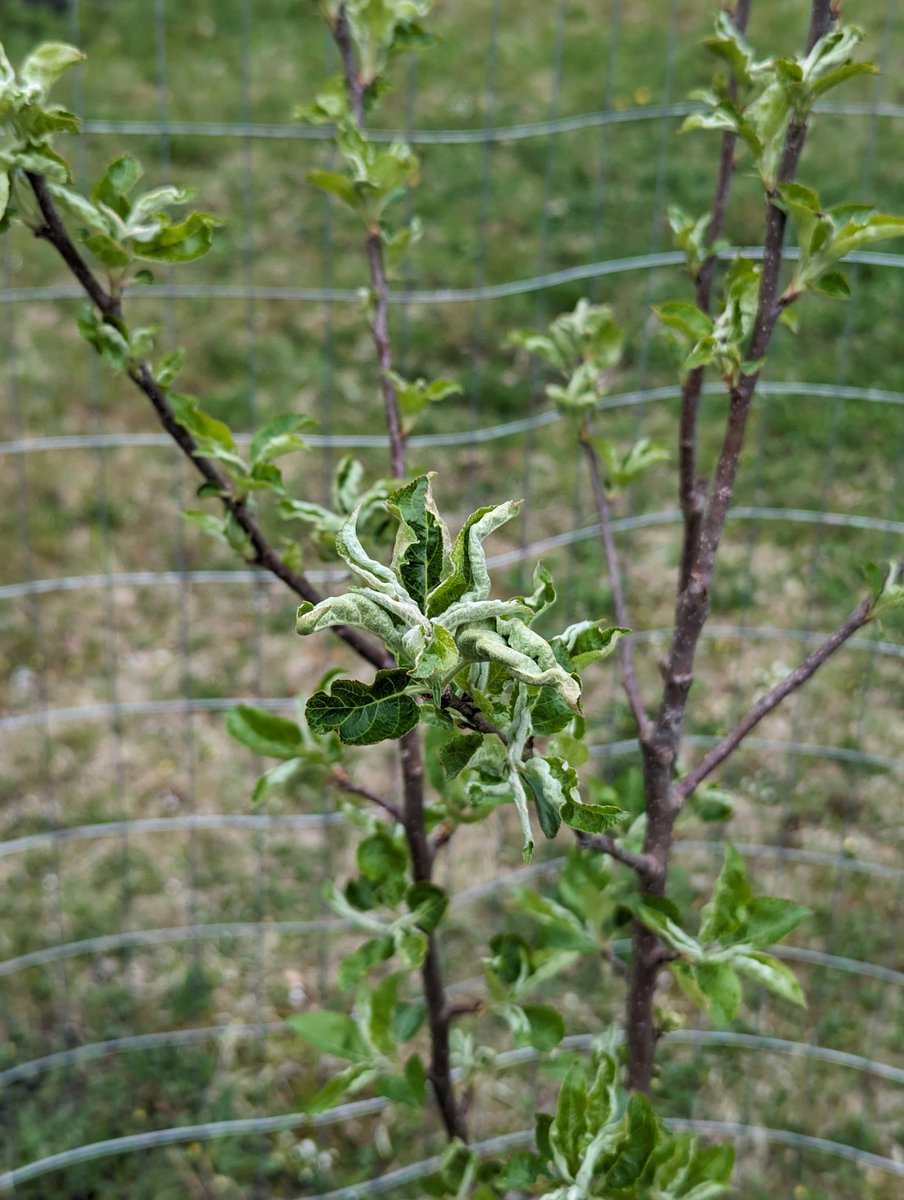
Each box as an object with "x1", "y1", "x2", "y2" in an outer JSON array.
[{"x1": 638, "y1": 845, "x2": 810, "y2": 1023}]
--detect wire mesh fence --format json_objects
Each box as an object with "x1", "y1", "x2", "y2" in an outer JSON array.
[{"x1": 1, "y1": 0, "x2": 903, "y2": 1196}]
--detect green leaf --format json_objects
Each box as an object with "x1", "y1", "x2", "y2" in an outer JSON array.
[
  {"x1": 702, "y1": 11, "x2": 756, "y2": 84},
  {"x1": 699, "y1": 844, "x2": 751, "y2": 943},
  {"x1": 226, "y1": 705, "x2": 304, "y2": 759},
  {"x1": 83, "y1": 232, "x2": 132, "y2": 268},
  {"x1": 811, "y1": 270, "x2": 851, "y2": 299},
  {"x1": 305, "y1": 1062, "x2": 375, "y2": 1114},
  {"x1": 561, "y1": 800, "x2": 625, "y2": 835},
  {"x1": 550, "y1": 1061, "x2": 587, "y2": 1178},
  {"x1": 427, "y1": 498, "x2": 522, "y2": 614},
  {"x1": 296, "y1": 593, "x2": 404, "y2": 653},
  {"x1": 393, "y1": 1000, "x2": 426, "y2": 1044},
  {"x1": 407, "y1": 881, "x2": 448, "y2": 932},
  {"x1": 76, "y1": 308, "x2": 131, "y2": 370},
  {"x1": 357, "y1": 825, "x2": 408, "y2": 884},
  {"x1": 20, "y1": 42, "x2": 85, "y2": 95},
  {"x1": 605, "y1": 1093, "x2": 658, "y2": 1188},
  {"x1": 637, "y1": 906, "x2": 703, "y2": 961},
  {"x1": 308, "y1": 168, "x2": 364, "y2": 211},
  {"x1": 694, "y1": 961, "x2": 743, "y2": 1023},
  {"x1": 439, "y1": 732, "x2": 483, "y2": 779},
  {"x1": 530, "y1": 686, "x2": 574, "y2": 736},
  {"x1": 306, "y1": 669, "x2": 420, "y2": 745},
  {"x1": 338, "y1": 936, "x2": 395, "y2": 991},
  {"x1": 378, "y1": 1053, "x2": 428, "y2": 1108},
  {"x1": 733, "y1": 951, "x2": 807, "y2": 1007},
  {"x1": 133, "y1": 210, "x2": 222, "y2": 263},
  {"x1": 743, "y1": 896, "x2": 810, "y2": 948},
  {"x1": 690, "y1": 786, "x2": 735, "y2": 823},
  {"x1": 248, "y1": 413, "x2": 312, "y2": 466},
  {"x1": 521, "y1": 1004, "x2": 565, "y2": 1051},
  {"x1": 810, "y1": 60, "x2": 878, "y2": 97},
  {"x1": 388, "y1": 370, "x2": 462, "y2": 433},
  {"x1": 554, "y1": 621, "x2": 626, "y2": 671},
  {"x1": 93, "y1": 155, "x2": 144, "y2": 214},
  {"x1": 653, "y1": 300, "x2": 715, "y2": 341},
  {"x1": 156, "y1": 348, "x2": 186, "y2": 388},
  {"x1": 251, "y1": 759, "x2": 300, "y2": 804},
  {"x1": 286, "y1": 1010, "x2": 370, "y2": 1062},
  {"x1": 386, "y1": 474, "x2": 450, "y2": 612},
  {"x1": 495, "y1": 1152, "x2": 541, "y2": 1190},
  {"x1": 0, "y1": 173, "x2": 9, "y2": 225}
]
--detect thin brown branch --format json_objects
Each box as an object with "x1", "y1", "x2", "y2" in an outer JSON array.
[
  {"x1": 580, "y1": 424, "x2": 652, "y2": 742},
  {"x1": 333, "y1": 5, "x2": 407, "y2": 480},
  {"x1": 398, "y1": 726, "x2": 468, "y2": 1141},
  {"x1": 603, "y1": 945, "x2": 630, "y2": 980},
  {"x1": 676, "y1": 585, "x2": 888, "y2": 803},
  {"x1": 677, "y1": 1, "x2": 752, "y2": 592},
  {"x1": 330, "y1": 11, "x2": 465, "y2": 1142},
  {"x1": 444, "y1": 999, "x2": 484, "y2": 1024},
  {"x1": 331, "y1": 4, "x2": 365, "y2": 124},
  {"x1": 29, "y1": 172, "x2": 122, "y2": 321},
  {"x1": 577, "y1": 831, "x2": 657, "y2": 879},
  {"x1": 808, "y1": 0, "x2": 839, "y2": 51},
  {"x1": 440, "y1": 689, "x2": 508, "y2": 742},
  {"x1": 333, "y1": 768, "x2": 404, "y2": 823},
  {"x1": 27, "y1": 173, "x2": 391, "y2": 672}
]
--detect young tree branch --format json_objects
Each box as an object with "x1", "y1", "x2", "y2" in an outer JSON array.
[
  {"x1": 329, "y1": 6, "x2": 466, "y2": 1144},
  {"x1": 333, "y1": 768, "x2": 404, "y2": 823},
  {"x1": 675, "y1": 562, "x2": 902, "y2": 802},
  {"x1": 580, "y1": 423, "x2": 652, "y2": 742},
  {"x1": 576, "y1": 832, "x2": 657, "y2": 878},
  {"x1": 26, "y1": 174, "x2": 391, "y2": 673},
  {"x1": 677, "y1": 0, "x2": 752, "y2": 592},
  {"x1": 332, "y1": 4, "x2": 407, "y2": 480},
  {"x1": 627, "y1": 0, "x2": 840, "y2": 1095}
]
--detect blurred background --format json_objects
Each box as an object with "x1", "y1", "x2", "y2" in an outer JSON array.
[{"x1": 1, "y1": 0, "x2": 903, "y2": 1196}]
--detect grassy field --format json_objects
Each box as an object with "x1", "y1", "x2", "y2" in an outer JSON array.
[{"x1": 1, "y1": 0, "x2": 903, "y2": 1195}]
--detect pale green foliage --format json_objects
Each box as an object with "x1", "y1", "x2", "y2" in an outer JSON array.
[
  {"x1": 654, "y1": 257, "x2": 763, "y2": 385},
  {"x1": 511, "y1": 300, "x2": 667, "y2": 496},
  {"x1": 294, "y1": 474, "x2": 627, "y2": 858},
  {"x1": 667, "y1": 203, "x2": 725, "y2": 279},
  {"x1": 0, "y1": 39, "x2": 84, "y2": 224},
  {"x1": 318, "y1": 0, "x2": 434, "y2": 86},
  {"x1": 434, "y1": 1042, "x2": 735, "y2": 1199},
  {"x1": 387, "y1": 369, "x2": 463, "y2": 432},
  {"x1": 777, "y1": 182, "x2": 904, "y2": 299},
  {"x1": 280, "y1": 455, "x2": 396, "y2": 558},
  {"x1": 8, "y1": 8, "x2": 858, "y2": 1196},
  {"x1": 508, "y1": 299, "x2": 623, "y2": 411},
  {"x1": 865, "y1": 559, "x2": 904, "y2": 618},
  {"x1": 638, "y1": 845, "x2": 810, "y2": 1023},
  {"x1": 684, "y1": 22, "x2": 878, "y2": 188}
]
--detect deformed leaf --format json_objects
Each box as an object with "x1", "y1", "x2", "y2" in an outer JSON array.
[{"x1": 21, "y1": 42, "x2": 85, "y2": 95}]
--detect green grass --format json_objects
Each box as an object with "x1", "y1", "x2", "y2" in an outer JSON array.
[{"x1": 1, "y1": 0, "x2": 903, "y2": 1195}]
